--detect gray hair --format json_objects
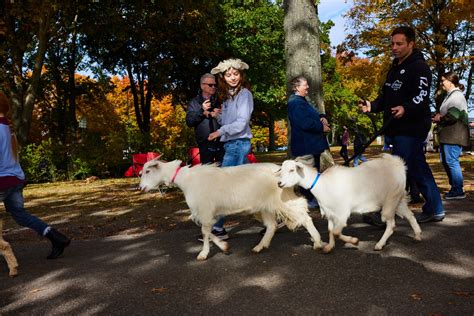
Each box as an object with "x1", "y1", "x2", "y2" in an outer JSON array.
[
  {"x1": 290, "y1": 76, "x2": 307, "y2": 92},
  {"x1": 200, "y1": 73, "x2": 215, "y2": 84}
]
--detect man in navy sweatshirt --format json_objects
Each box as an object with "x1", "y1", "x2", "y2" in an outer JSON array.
[{"x1": 359, "y1": 26, "x2": 444, "y2": 224}]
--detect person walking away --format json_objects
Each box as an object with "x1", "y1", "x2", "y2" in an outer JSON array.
[
  {"x1": 207, "y1": 58, "x2": 254, "y2": 240},
  {"x1": 353, "y1": 129, "x2": 367, "y2": 167},
  {"x1": 339, "y1": 125, "x2": 349, "y2": 162},
  {"x1": 287, "y1": 75, "x2": 330, "y2": 208},
  {"x1": 432, "y1": 71, "x2": 469, "y2": 200},
  {"x1": 0, "y1": 92, "x2": 70, "y2": 259},
  {"x1": 186, "y1": 73, "x2": 224, "y2": 166},
  {"x1": 359, "y1": 26, "x2": 444, "y2": 224}
]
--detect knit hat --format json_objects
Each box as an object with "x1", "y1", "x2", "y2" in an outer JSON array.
[{"x1": 211, "y1": 58, "x2": 249, "y2": 75}]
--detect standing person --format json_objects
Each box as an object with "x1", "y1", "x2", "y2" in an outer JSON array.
[
  {"x1": 186, "y1": 73, "x2": 224, "y2": 166},
  {"x1": 339, "y1": 125, "x2": 350, "y2": 162},
  {"x1": 0, "y1": 92, "x2": 70, "y2": 259},
  {"x1": 352, "y1": 129, "x2": 367, "y2": 167},
  {"x1": 359, "y1": 26, "x2": 444, "y2": 224},
  {"x1": 287, "y1": 75, "x2": 330, "y2": 207},
  {"x1": 206, "y1": 58, "x2": 253, "y2": 239},
  {"x1": 432, "y1": 71, "x2": 469, "y2": 199}
]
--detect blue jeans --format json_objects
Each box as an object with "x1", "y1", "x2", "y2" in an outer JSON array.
[
  {"x1": 353, "y1": 154, "x2": 367, "y2": 166},
  {"x1": 440, "y1": 144, "x2": 464, "y2": 194},
  {"x1": 391, "y1": 136, "x2": 444, "y2": 216},
  {"x1": 213, "y1": 138, "x2": 251, "y2": 230},
  {"x1": 0, "y1": 185, "x2": 48, "y2": 236}
]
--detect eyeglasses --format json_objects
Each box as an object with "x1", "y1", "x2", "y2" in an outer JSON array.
[{"x1": 202, "y1": 83, "x2": 217, "y2": 87}]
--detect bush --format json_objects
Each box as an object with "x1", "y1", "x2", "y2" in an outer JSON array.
[{"x1": 20, "y1": 138, "x2": 62, "y2": 183}]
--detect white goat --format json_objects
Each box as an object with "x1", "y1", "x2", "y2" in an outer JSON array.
[
  {"x1": 277, "y1": 154, "x2": 422, "y2": 253},
  {"x1": 0, "y1": 219, "x2": 18, "y2": 276},
  {"x1": 139, "y1": 159, "x2": 322, "y2": 260}
]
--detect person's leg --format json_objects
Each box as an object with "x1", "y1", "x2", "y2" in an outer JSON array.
[
  {"x1": 3, "y1": 185, "x2": 70, "y2": 259},
  {"x1": 3, "y1": 185, "x2": 49, "y2": 236},
  {"x1": 213, "y1": 139, "x2": 251, "y2": 232},
  {"x1": 392, "y1": 136, "x2": 444, "y2": 221},
  {"x1": 439, "y1": 144, "x2": 453, "y2": 188},
  {"x1": 442, "y1": 144, "x2": 464, "y2": 196},
  {"x1": 353, "y1": 155, "x2": 360, "y2": 167},
  {"x1": 198, "y1": 144, "x2": 213, "y2": 165}
]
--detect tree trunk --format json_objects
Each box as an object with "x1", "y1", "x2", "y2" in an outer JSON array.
[
  {"x1": 283, "y1": 0, "x2": 324, "y2": 113},
  {"x1": 10, "y1": 7, "x2": 52, "y2": 147}
]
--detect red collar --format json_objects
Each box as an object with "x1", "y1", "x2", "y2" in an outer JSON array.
[{"x1": 171, "y1": 165, "x2": 182, "y2": 183}]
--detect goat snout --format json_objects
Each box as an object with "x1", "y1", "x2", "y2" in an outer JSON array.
[{"x1": 277, "y1": 181, "x2": 284, "y2": 188}]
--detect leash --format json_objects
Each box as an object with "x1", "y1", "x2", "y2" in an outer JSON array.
[{"x1": 343, "y1": 114, "x2": 394, "y2": 166}]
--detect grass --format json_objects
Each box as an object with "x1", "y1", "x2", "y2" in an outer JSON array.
[{"x1": 2, "y1": 145, "x2": 472, "y2": 242}]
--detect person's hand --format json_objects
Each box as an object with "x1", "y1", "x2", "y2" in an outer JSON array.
[
  {"x1": 358, "y1": 100, "x2": 371, "y2": 113},
  {"x1": 432, "y1": 113, "x2": 441, "y2": 123},
  {"x1": 320, "y1": 117, "x2": 330, "y2": 132},
  {"x1": 209, "y1": 108, "x2": 221, "y2": 118},
  {"x1": 391, "y1": 105, "x2": 405, "y2": 119},
  {"x1": 202, "y1": 99, "x2": 211, "y2": 111},
  {"x1": 208, "y1": 131, "x2": 220, "y2": 141}
]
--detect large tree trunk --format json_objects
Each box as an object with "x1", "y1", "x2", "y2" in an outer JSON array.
[
  {"x1": 8, "y1": 4, "x2": 53, "y2": 147},
  {"x1": 283, "y1": 0, "x2": 324, "y2": 112}
]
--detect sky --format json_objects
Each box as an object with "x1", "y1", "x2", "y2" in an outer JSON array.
[{"x1": 318, "y1": 0, "x2": 353, "y2": 47}]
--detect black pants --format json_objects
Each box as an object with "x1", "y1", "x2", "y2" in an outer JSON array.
[{"x1": 198, "y1": 142, "x2": 224, "y2": 164}]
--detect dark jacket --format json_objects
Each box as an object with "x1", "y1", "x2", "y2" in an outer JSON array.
[
  {"x1": 185, "y1": 94, "x2": 221, "y2": 146},
  {"x1": 288, "y1": 94, "x2": 329, "y2": 157},
  {"x1": 371, "y1": 49, "x2": 432, "y2": 139},
  {"x1": 353, "y1": 132, "x2": 367, "y2": 154}
]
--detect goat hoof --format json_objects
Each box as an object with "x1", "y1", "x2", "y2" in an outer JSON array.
[
  {"x1": 222, "y1": 242, "x2": 230, "y2": 254},
  {"x1": 197, "y1": 252, "x2": 208, "y2": 261},
  {"x1": 374, "y1": 243, "x2": 384, "y2": 251},
  {"x1": 322, "y1": 245, "x2": 333, "y2": 254},
  {"x1": 350, "y1": 237, "x2": 359, "y2": 245},
  {"x1": 9, "y1": 268, "x2": 18, "y2": 277},
  {"x1": 251, "y1": 246, "x2": 263, "y2": 253},
  {"x1": 414, "y1": 234, "x2": 422, "y2": 241}
]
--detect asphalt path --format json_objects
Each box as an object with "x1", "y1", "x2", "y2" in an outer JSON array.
[{"x1": 1, "y1": 199, "x2": 473, "y2": 315}]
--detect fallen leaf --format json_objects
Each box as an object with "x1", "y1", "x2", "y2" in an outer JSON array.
[
  {"x1": 151, "y1": 287, "x2": 168, "y2": 293},
  {"x1": 410, "y1": 293, "x2": 422, "y2": 301},
  {"x1": 453, "y1": 290, "x2": 472, "y2": 297},
  {"x1": 29, "y1": 288, "x2": 43, "y2": 294}
]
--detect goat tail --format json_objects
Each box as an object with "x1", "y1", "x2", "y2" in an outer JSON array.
[{"x1": 275, "y1": 189, "x2": 311, "y2": 231}]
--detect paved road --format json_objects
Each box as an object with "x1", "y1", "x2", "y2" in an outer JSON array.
[{"x1": 1, "y1": 199, "x2": 473, "y2": 315}]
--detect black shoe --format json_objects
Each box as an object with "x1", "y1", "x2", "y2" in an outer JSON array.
[
  {"x1": 45, "y1": 228, "x2": 71, "y2": 259},
  {"x1": 198, "y1": 228, "x2": 229, "y2": 242},
  {"x1": 444, "y1": 192, "x2": 466, "y2": 200},
  {"x1": 415, "y1": 213, "x2": 445, "y2": 224},
  {"x1": 409, "y1": 195, "x2": 424, "y2": 204},
  {"x1": 362, "y1": 212, "x2": 386, "y2": 228}
]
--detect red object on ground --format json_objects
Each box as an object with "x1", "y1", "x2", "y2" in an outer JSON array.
[
  {"x1": 187, "y1": 147, "x2": 257, "y2": 166},
  {"x1": 124, "y1": 152, "x2": 161, "y2": 177}
]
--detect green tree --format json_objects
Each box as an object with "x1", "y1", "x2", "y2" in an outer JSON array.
[{"x1": 81, "y1": 1, "x2": 225, "y2": 150}]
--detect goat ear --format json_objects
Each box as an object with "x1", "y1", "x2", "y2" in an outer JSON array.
[
  {"x1": 295, "y1": 162, "x2": 305, "y2": 177},
  {"x1": 274, "y1": 167, "x2": 281, "y2": 176},
  {"x1": 296, "y1": 155, "x2": 314, "y2": 166}
]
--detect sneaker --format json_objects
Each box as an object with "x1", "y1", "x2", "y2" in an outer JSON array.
[
  {"x1": 259, "y1": 222, "x2": 286, "y2": 236},
  {"x1": 444, "y1": 192, "x2": 466, "y2": 200},
  {"x1": 362, "y1": 212, "x2": 386, "y2": 228},
  {"x1": 415, "y1": 213, "x2": 445, "y2": 223},
  {"x1": 198, "y1": 228, "x2": 229, "y2": 242}
]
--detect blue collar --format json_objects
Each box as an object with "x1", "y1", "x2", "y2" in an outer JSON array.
[{"x1": 309, "y1": 173, "x2": 320, "y2": 190}]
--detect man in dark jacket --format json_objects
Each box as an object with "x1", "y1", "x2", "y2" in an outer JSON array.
[
  {"x1": 359, "y1": 26, "x2": 444, "y2": 224},
  {"x1": 186, "y1": 73, "x2": 224, "y2": 165}
]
